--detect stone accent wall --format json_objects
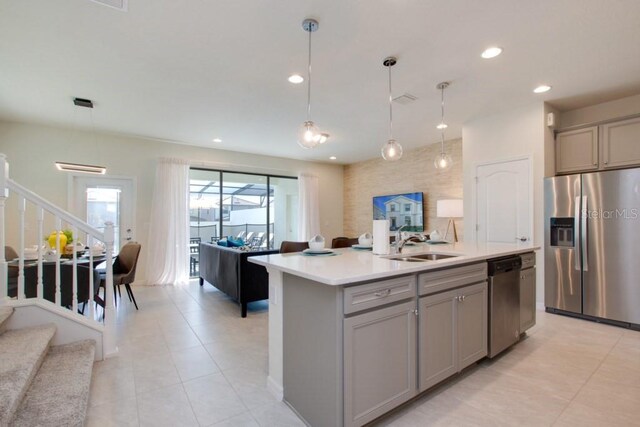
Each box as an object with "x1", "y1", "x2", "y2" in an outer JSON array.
[{"x1": 343, "y1": 138, "x2": 463, "y2": 239}]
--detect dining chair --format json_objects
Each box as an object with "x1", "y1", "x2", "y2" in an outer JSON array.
[
  {"x1": 279, "y1": 241, "x2": 309, "y2": 253},
  {"x1": 190, "y1": 237, "x2": 201, "y2": 275},
  {"x1": 331, "y1": 237, "x2": 359, "y2": 249},
  {"x1": 100, "y1": 242, "x2": 142, "y2": 310},
  {"x1": 5, "y1": 245, "x2": 18, "y2": 261}
]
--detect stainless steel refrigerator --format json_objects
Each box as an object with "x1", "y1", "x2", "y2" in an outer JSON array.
[{"x1": 544, "y1": 168, "x2": 640, "y2": 328}]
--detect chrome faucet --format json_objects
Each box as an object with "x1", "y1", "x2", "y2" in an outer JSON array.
[
  {"x1": 396, "y1": 234, "x2": 427, "y2": 253},
  {"x1": 394, "y1": 225, "x2": 408, "y2": 246}
]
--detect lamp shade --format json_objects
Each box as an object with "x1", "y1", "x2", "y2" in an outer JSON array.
[{"x1": 437, "y1": 199, "x2": 463, "y2": 218}]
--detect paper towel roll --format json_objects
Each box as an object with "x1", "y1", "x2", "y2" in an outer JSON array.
[{"x1": 372, "y1": 220, "x2": 390, "y2": 255}]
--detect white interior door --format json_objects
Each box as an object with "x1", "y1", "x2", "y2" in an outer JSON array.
[
  {"x1": 69, "y1": 175, "x2": 136, "y2": 249},
  {"x1": 476, "y1": 158, "x2": 532, "y2": 244}
]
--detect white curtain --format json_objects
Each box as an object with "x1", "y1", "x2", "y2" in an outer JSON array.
[
  {"x1": 146, "y1": 158, "x2": 190, "y2": 286},
  {"x1": 297, "y1": 173, "x2": 321, "y2": 241}
]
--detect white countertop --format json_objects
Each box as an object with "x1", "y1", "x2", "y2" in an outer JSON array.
[{"x1": 249, "y1": 242, "x2": 539, "y2": 286}]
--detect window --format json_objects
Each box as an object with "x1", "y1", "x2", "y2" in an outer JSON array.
[
  {"x1": 404, "y1": 216, "x2": 412, "y2": 226},
  {"x1": 404, "y1": 204, "x2": 411, "y2": 212},
  {"x1": 390, "y1": 204, "x2": 396, "y2": 212}
]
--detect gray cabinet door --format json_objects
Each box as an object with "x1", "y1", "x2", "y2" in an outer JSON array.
[
  {"x1": 457, "y1": 282, "x2": 488, "y2": 370},
  {"x1": 601, "y1": 117, "x2": 640, "y2": 169},
  {"x1": 520, "y1": 267, "x2": 536, "y2": 332},
  {"x1": 344, "y1": 300, "x2": 417, "y2": 427},
  {"x1": 556, "y1": 126, "x2": 599, "y2": 173},
  {"x1": 418, "y1": 289, "x2": 457, "y2": 392}
]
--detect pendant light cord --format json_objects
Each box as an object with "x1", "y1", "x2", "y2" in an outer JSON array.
[
  {"x1": 440, "y1": 85, "x2": 445, "y2": 153},
  {"x1": 388, "y1": 64, "x2": 393, "y2": 140},
  {"x1": 306, "y1": 28, "x2": 312, "y2": 121}
]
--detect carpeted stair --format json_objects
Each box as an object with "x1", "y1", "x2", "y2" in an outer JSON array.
[{"x1": 0, "y1": 307, "x2": 95, "y2": 426}]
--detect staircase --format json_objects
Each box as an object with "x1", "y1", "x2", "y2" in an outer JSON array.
[{"x1": 0, "y1": 307, "x2": 95, "y2": 426}]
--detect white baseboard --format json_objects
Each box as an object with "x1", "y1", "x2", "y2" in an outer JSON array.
[
  {"x1": 267, "y1": 375, "x2": 284, "y2": 401},
  {"x1": 536, "y1": 302, "x2": 546, "y2": 310}
]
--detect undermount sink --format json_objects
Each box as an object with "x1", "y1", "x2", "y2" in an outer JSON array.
[{"x1": 387, "y1": 253, "x2": 459, "y2": 262}]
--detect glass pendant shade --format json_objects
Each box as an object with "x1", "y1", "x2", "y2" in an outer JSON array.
[
  {"x1": 297, "y1": 120, "x2": 320, "y2": 149},
  {"x1": 433, "y1": 151, "x2": 453, "y2": 171},
  {"x1": 381, "y1": 139, "x2": 403, "y2": 161}
]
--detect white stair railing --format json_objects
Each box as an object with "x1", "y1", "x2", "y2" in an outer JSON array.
[{"x1": 0, "y1": 154, "x2": 117, "y2": 358}]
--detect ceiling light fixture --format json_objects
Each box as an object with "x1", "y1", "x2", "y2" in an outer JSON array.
[
  {"x1": 329, "y1": 156, "x2": 337, "y2": 160},
  {"x1": 56, "y1": 98, "x2": 107, "y2": 174},
  {"x1": 288, "y1": 74, "x2": 304, "y2": 84},
  {"x1": 297, "y1": 18, "x2": 326, "y2": 149},
  {"x1": 381, "y1": 57, "x2": 403, "y2": 161},
  {"x1": 318, "y1": 133, "x2": 329, "y2": 144},
  {"x1": 481, "y1": 47, "x2": 503, "y2": 59},
  {"x1": 533, "y1": 85, "x2": 552, "y2": 93},
  {"x1": 434, "y1": 82, "x2": 453, "y2": 171},
  {"x1": 212, "y1": 138, "x2": 222, "y2": 143},
  {"x1": 55, "y1": 161, "x2": 106, "y2": 175}
]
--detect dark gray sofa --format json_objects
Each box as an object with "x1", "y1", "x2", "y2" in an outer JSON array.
[{"x1": 198, "y1": 242, "x2": 278, "y2": 317}]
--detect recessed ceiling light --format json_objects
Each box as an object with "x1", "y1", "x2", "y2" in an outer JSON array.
[
  {"x1": 329, "y1": 156, "x2": 337, "y2": 160},
  {"x1": 481, "y1": 47, "x2": 503, "y2": 59},
  {"x1": 533, "y1": 85, "x2": 552, "y2": 94},
  {"x1": 288, "y1": 74, "x2": 304, "y2": 84},
  {"x1": 436, "y1": 122, "x2": 448, "y2": 130},
  {"x1": 212, "y1": 138, "x2": 222, "y2": 143}
]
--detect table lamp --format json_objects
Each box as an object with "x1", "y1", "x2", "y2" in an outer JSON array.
[{"x1": 437, "y1": 199, "x2": 463, "y2": 242}]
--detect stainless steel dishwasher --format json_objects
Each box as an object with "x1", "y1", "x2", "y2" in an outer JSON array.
[{"x1": 487, "y1": 256, "x2": 522, "y2": 358}]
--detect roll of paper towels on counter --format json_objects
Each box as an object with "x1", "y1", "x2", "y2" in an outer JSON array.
[{"x1": 373, "y1": 220, "x2": 390, "y2": 255}]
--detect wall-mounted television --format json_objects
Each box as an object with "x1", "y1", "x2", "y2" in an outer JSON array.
[{"x1": 373, "y1": 192, "x2": 424, "y2": 231}]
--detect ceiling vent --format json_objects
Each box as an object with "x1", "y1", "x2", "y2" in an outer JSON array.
[
  {"x1": 393, "y1": 93, "x2": 418, "y2": 105},
  {"x1": 73, "y1": 97, "x2": 94, "y2": 108},
  {"x1": 88, "y1": 0, "x2": 128, "y2": 11}
]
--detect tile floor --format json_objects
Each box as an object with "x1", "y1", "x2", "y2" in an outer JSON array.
[{"x1": 88, "y1": 281, "x2": 640, "y2": 427}]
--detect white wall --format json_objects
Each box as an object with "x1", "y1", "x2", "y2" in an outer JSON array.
[
  {"x1": 560, "y1": 93, "x2": 640, "y2": 128},
  {"x1": 462, "y1": 102, "x2": 549, "y2": 303},
  {"x1": 0, "y1": 120, "x2": 344, "y2": 283}
]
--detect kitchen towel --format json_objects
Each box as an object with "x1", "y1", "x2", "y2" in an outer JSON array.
[{"x1": 372, "y1": 220, "x2": 390, "y2": 255}]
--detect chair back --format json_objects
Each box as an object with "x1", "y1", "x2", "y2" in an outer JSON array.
[
  {"x1": 4, "y1": 246, "x2": 18, "y2": 260},
  {"x1": 113, "y1": 242, "x2": 142, "y2": 284},
  {"x1": 279, "y1": 241, "x2": 309, "y2": 253},
  {"x1": 331, "y1": 237, "x2": 359, "y2": 249}
]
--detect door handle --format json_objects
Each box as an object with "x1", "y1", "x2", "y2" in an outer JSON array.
[
  {"x1": 516, "y1": 237, "x2": 528, "y2": 242},
  {"x1": 582, "y1": 196, "x2": 588, "y2": 272},
  {"x1": 574, "y1": 196, "x2": 581, "y2": 271}
]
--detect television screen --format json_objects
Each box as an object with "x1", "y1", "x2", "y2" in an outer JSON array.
[{"x1": 373, "y1": 192, "x2": 424, "y2": 231}]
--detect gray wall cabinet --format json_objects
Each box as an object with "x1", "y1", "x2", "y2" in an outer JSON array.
[
  {"x1": 556, "y1": 116, "x2": 640, "y2": 174},
  {"x1": 555, "y1": 126, "x2": 599, "y2": 174},
  {"x1": 601, "y1": 117, "x2": 640, "y2": 170}
]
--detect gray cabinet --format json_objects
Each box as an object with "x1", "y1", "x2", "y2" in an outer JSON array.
[
  {"x1": 601, "y1": 117, "x2": 640, "y2": 169},
  {"x1": 418, "y1": 289, "x2": 457, "y2": 391},
  {"x1": 457, "y1": 282, "x2": 489, "y2": 370},
  {"x1": 555, "y1": 126, "x2": 599, "y2": 174},
  {"x1": 344, "y1": 300, "x2": 417, "y2": 427},
  {"x1": 418, "y1": 281, "x2": 488, "y2": 392},
  {"x1": 520, "y1": 267, "x2": 536, "y2": 332}
]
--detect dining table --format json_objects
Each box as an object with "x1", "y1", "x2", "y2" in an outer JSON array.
[{"x1": 7, "y1": 252, "x2": 110, "y2": 312}]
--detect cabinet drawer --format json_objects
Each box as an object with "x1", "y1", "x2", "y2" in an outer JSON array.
[
  {"x1": 418, "y1": 262, "x2": 487, "y2": 296},
  {"x1": 344, "y1": 276, "x2": 416, "y2": 315},
  {"x1": 520, "y1": 252, "x2": 536, "y2": 269}
]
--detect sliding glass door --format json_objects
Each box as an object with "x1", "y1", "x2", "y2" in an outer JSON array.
[{"x1": 188, "y1": 168, "x2": 298, "y2": 275}]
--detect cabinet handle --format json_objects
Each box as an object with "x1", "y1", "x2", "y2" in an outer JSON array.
[
  {"x1": 413, "y1": 309, "x2": 419, "y2": 316},
  {"x1": 374, "y1": 289, "x2": 391, "y2": 297},
  {"x1": 460, "y1": 295, "x2": 466, "y2": 302}
]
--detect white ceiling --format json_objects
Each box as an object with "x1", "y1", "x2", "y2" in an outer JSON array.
[{"x1": 1, "y1": 0, "x2": 640, "y2": 164}]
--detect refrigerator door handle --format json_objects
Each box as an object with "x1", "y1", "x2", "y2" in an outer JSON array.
[
  {"x1": 574, "y1": 196, "x2": 581, "y2": 271},
  {"x1": 582, "y1": 195, "x2": 588, "y2": 272}
]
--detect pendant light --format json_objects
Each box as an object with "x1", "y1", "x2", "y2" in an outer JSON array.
[
  {"x1": 381, "y1": 57, "x2": 403, "y2": 161},
  {"x1": 297, "y1": 19, "x2": 327, "y2": 149},
  {"x1": 434, "y1": 82, "x2": 452, "y2": 171}
]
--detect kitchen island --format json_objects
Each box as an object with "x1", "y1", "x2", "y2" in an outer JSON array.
[{"x1": 250, "y1": 242, "x2": 538, "y2": 427}]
